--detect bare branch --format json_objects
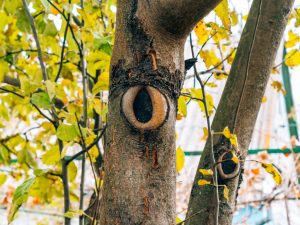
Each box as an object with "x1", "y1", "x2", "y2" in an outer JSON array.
[{"x1": 22, "y1": 0, "x2": 48, "y2": 81}]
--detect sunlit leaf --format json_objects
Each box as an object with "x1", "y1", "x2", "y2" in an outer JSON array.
[
  {"x1": 201, "y1": 127, "x2": 209, "y2": 141},
  {"x1": 176, "y1": 146, "x2": 185, "y2": 173},
  {"x1": 56, "y1": 124, "x2": 79, "y2": 142},
  {"x1": 261, "y1": 163, "x2": 282, "y2": 185},
  {"x1": 223, "y1": 127, "x2": 231, "y2": 138},
  {"x1": 231, "y1": 152, "x2": 239, "y2": 164},
  {"x1": 31, "y1": 92, "x2": 52, "y2": 109},
  {"x1": 215, "y1": 0, "x2": 231, "y2": 29},
  {"x1": 0, "y1": 173, "x2": 7, "y2": 187},
  {"x1": 176, "y1": 217, "x2": 183, "y2": 224},
  {"x1": 271, "y1": 81, "x2": 286, "y2": 95},
  {"x1": 223, "y1": 185, "x2": 229, "y2": 201},
  {"x1": 285, "y1": 49, "x2": 300, "y2": 67},
  {"x1": 64, "y1": 209, "x2": 84, "y2": 218},
  {"x1": 68, "y1": 161, "x2": 77, "y2": 182},
  {"x1": 178, "y1": 96, "x2": 187, "y2": 117},
  {"x1": 199, "y1": 169, "x2": 213, "y2": 176},
  {"x1": 197, "y1": 179, "x2": 211, "y2": 186}
]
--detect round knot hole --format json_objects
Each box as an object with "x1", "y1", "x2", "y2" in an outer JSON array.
[
  {"x1": 121, "y1": 86, "x2": 169, "y2": 130},
  {"x1": 217, "y1": 151, "x2": 240, "y2": 180},
  {"x1": 133, "y1": 88, "x2": 153, "y2": 123}
]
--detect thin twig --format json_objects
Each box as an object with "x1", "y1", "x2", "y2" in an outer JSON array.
[
  {"x1": 32, "y1": 104, "x2": 55, "y2": 125},
  {"x1": 177, "y1": 209, "x2": 206, "y2": 225},
  {"x1": 0, "y1": 49, "x2": 57, "y2": 59},
  {"x1": 0, "y1": 87, "x2": 24, "y2": 98},
  {"x1": 22, "y1": 0, "x2": 48, "y2": 81},
  {"x1": 66, "y1": 125, "x2": 107, "y2": 165},
  {"x1": 55, "y1": 13, "x2": 70, "y2": 82},
  {"x1": 190, "y1": 34, "x2": 219, "y2": 225},
  {"x1": 59, "y1": 139, "x2": 71, "y2": 225}
]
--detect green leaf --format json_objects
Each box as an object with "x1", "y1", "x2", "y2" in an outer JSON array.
[
  {"x1": 43, "y1": 21, "x2": 58, "y2": 37},
  {"x1": 17, "y1": 147, "x2": 37, "y2": 168},
  {"x1": 31, "y1": 92, "x2": 52, "y2": 109},
  {"x1": 64, "y1": 209, "x2": 84, "y2": 218},
  {"x1": 0, "y1": 144, "x2": 10, "y2": 163},
  {"x1": 8, "y1": 178, "x2": 36, "y2": 223},
  {"x1": 56, "y1": 124, "x2": 79, "y2": 142},
  {"x1": 16, "y1": 8, "x2": 30, "y2": 32}
]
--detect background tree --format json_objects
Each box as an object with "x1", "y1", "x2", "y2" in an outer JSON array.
[{"x1": 0, "y1": 0, "x2": 300, "y2": 225}]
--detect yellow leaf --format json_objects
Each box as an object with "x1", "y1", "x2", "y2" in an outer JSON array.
[
  {"x1": 199, "y1": 169, "x2": 213, "y2": 176},
  {"x1": 176, "y1": 217, "x2": 183, "y2": 224},
  {"x1": 223, "y1": 127, "x2": 231, "y2": 138},
  {"x1": 285, "y1": 49, "x2": 300, "y2": 67},
  {"x1": 262, "y1": 96, "x2": 267, "y2": 103},
  {"x1": 229, "y1": 134, "x2": 238, "y2": 147},
  {"x1": 231, "y1": 152, "x2": 239, "y2": 164},
  {"x1": 271, "y1": 81, "x2": 286, "y2": 95},
  {"x1": 226, "y1": 49, "x2": 236, "y2": 65},
  {"x1": 194, "y1": 21, "x2": 210, "y2": 45},
  {"x1": 92, "y1": 71, "x2": 109, "y2": 93},
  {"x1": 200, "y1": 50, "x2": 220, "y2": 69},
  {"x1": 201, "y1": 127, "x2": 209, "y2": 141},
  {"x1": 214, "y1": 72, "x2": 228, "y2": 80},
  {"x1": 190, "y1": 88, "x2": 214, "y2": 116},
  {"x1": 271, "y1": 67, "x2": 279, "y2": 74},
  {"x1": 176, "y1": 146, "x2": 185, "y2": 173},
  {"x1": 205, "y1": 82, "x2": 218, "y2": 88},
  {"x1": 0, "y1": 173, "x2": 7, "y2": 187},
  {"x1": 0, "y1": 59, "x2": 9, "y2": 82},
  {"x1": 68, "y1": 161, "x2": 77, "y2": 182},
  {"x1": 45, "y1": 80, "x2": 56, "y2": 101},
  {"x1": 261, "y1": 163, "x2": 282, "y2": 185},
  {"x1": 42, "y1": 147, "x2": 60, "y2": 165},
  {"x1": 223, "y1": 127, "x2": 238, "y2": 147},
  {"x1": 285, "y1": 31, "x2": 300, "y2": 48},
  {"x1": 230, "y1": 11, "x2": 238, "y2": 26},
  {"x1": 198, "y1": 179, "x2": 211, "y2": 186},
  {"x1": 178, "y1": 96, "x2": 187, "y2": 117},
  {"x1": 223, "y1": 185, "x2": 229, "y2": 201},
  {"x1": 215, "y1": 0, "x2": 231, "y2": 29}
]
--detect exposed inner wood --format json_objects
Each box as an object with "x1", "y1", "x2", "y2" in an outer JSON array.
[{"x1": 121, "y1": 85, "x2": 169, "y2": 130}]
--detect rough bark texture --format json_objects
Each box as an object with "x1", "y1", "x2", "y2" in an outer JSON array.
[
  {"x1": 99, "y1": 0, "x2": 221, "y2": 224},
  {"x1": 186, "y1": 1, "x2": 295, "y2": 225}
]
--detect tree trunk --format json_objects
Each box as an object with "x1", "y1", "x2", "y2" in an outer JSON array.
[
  {"x1": 186, "y1": 0, "x2": 294, "y2": 225},
  {"x1": 99, "y1": 0, "x2": 220, "y2": 224}
]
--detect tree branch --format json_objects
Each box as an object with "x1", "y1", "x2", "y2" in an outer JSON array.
[
  {"x1": 66, "y1": 125, "x2": 107, "y2": 165},
  {"x1": 145, "y1": 0, "x2": 221, "y2": 37},
  {"x1": 22, "y1": 0, "x2": 48, "y2": 81}
]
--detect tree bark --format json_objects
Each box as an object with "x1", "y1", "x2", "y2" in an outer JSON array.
[
  {"x1": 186, "y1": 0, "x2": 294, "y2": 225},
  {"x1": 99, "y1": 0, "x2": 220, "y2": 224}
]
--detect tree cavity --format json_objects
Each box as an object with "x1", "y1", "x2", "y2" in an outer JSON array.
[{"x1": 121, "y1": 86, "x2": 169, "y2": 130}]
